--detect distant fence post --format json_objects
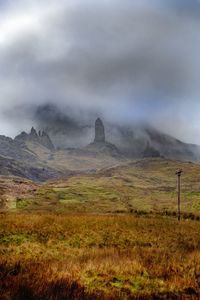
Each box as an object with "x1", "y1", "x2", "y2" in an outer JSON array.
[{"x1": 175, "y1": 169, "x2": 183, "y2": 221}]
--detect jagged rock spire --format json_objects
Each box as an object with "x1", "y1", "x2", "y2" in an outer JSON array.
[
  {"x1": 15, "y1": 127, "x2": 54, "y2": 151},
  {"x1": 30, "y1": 127, "x2": 38, "y2": 137},
  {"x1": 40, "y1": 130, "x2": 55, "y2": 150},
  {"x1": 94, "y1": 118, "x2": 105, "y2": 143}
]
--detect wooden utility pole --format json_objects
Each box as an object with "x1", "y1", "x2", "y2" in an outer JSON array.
[{"x1": 175, "y1": 169, "x2": 183, "y2": 221}]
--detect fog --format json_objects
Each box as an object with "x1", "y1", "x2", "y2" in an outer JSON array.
[{"x1": 0, "y1": 0, "x2": 200, "y2": 144}]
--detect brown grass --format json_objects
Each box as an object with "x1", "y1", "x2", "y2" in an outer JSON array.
[{"x1": 1, "y1": 212, "x2": 200, "y2": 299}]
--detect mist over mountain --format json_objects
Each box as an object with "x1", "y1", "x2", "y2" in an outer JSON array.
[
  {"x1": 0, "y1": 0, "x2": 200, "y2": 181},
  {"x1": 33, "y1": 104, "x2": 93, "y2": 148},
  {"x1": 0, "y1": 103, "x2": 199, "y2": 182},
  {"x1": 32, "y1": 103, "x2": 200, "y2": 162},
  {"x1": 0, "y1": 0, "x2": 200, "y2": 144}
]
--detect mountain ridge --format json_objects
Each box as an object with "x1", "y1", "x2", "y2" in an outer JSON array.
[
  {"x1": 0, "y1": 117, "x2": 199, "y2": 181},
  {"x1": 33, "y1": 105, "x2": 200, "y2": 161}
]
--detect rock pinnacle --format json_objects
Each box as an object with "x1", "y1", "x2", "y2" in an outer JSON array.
[{"x1": 94, "y1": 118, "x2": 105, "y2": 143}]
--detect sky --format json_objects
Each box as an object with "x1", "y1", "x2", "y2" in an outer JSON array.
[{"x1": 0, "y1": 0, "x2": 200, "y2": 143}]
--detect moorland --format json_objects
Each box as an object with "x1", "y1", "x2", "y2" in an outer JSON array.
[{"x1": 1, "y1": 158, "x2": 200, "y2": 299}]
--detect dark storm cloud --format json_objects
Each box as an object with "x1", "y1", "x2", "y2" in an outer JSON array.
[
  {"x1": 164, "y1": 0, "x2": 200, "y2": 17},
  {"x1": 0, "y1": 0, "x2": 200, "y2": 143}
]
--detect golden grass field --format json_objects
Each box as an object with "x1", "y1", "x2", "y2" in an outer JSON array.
[
  {"x1": 1, "y1": 213, "x2": 200, "y2": 299},
  {"x1": 1, "y1": 158, "x2": 200, "y2": 299}
]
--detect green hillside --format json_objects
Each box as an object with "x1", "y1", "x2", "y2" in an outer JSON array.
[{"x1": 2, "y1": 158, "x2": 200, "y2": 216}]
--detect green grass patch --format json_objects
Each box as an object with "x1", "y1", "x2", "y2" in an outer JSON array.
[
  {"x1": 0, "y1": 233, "x2": 30, "y2": 245},
  {"x1": 16, "y1": 198, "x2": 30, "y2": 209}
]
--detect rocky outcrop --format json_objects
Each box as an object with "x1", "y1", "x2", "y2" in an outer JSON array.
[
  {"x1": 94, "y1": 118, "x2": 105, "y2": 143},
  {"x1": 15, "y1": 130, "x2": 31, "y2": 144},
  {"x1": 15, "y1": 127, "x2": 55, "y2": 151},
  {"x1": 38, "y1": 130, "x2": 55, "y2": 150},
  {"x1": 0, "y1": 135, "x2": 36, "y2": 161},
  {"x1": 86, "y1": 118, "x2": 121, "y2": 157},
  {"x1": 30, "y1": 127, "x2": 38, "y2": 138}
]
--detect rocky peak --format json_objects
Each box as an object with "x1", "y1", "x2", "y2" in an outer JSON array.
[
  {"x1": 14, "y1": 131, "x2": 29, "y2": 144},
  {"x1": 85, "y1": 118, "x2": 121, "y2": 157},
  {"x1": 15, "y1": 127, "x2": 55, "y2": 151},
  {"x1": 94, "y1": 118, "x2": 105, "y2": 143},
  {"x1": 30, "y1": 127, "x2": 38, "y2": 137}
]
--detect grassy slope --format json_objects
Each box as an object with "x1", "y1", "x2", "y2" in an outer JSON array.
[
  {"x1": 14, "y1": 158, "x2": 200, "y2": 215},
  {"x1": 1, "y1": 158, "x2": 200, "y2": 299},
  {"x1": 25, "y1": 140, "x2": 127, "y2": 172},
  {"x1": 45, "y1": 149, "x2": 126, "y2": 172}
]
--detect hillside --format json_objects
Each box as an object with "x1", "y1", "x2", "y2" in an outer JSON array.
[
  {"x1": 0, "y1": 155, "x2": 63, "y2": 182},
  {"x1": 1, "y1": 158, "x2": 200, "y2": 299},
  {"x1": 1, "y1": 158, "x2": 200, "y2": 216}
]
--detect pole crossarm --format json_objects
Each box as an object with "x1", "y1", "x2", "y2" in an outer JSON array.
[{"x1": 175, "y1": 169, "x2": 183, "y2": 176}]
